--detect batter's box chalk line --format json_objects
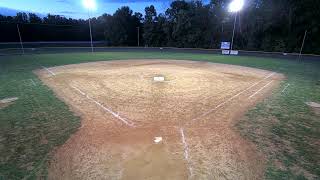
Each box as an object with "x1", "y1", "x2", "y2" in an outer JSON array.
[{"x1": 71, "y1": 85, "x2": 135, "y2": 127}]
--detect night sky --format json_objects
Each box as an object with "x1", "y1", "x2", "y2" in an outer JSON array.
[{"x1": 0, "y1": 0, "x2": 176, "y2": 19}]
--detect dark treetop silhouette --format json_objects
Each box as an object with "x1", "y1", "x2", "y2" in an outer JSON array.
[{"x1": 0, "y1": 0, "x2": 319, "y2": 54}]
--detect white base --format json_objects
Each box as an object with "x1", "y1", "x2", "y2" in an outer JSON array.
[
  {"x1": 154, "y1": 137, "x2": 163, "y2": 143},
  {"x1": 154, "y1": 76, "x2": 165, "y2": 81}
]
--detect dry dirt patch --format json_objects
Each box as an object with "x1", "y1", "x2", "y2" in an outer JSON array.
[{"x1": 36, "y1": 60, "x2": 283, "y2": 180}]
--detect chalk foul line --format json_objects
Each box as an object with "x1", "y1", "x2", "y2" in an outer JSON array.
[
  {"x1": 42, "y1": 66, "x2": 56, "y2": 76},
  {"x1": 281, "y1": 83, "x2": 290, "y2": 93},
  {"x1": 71, "y1": 85, "x2": 135, "y2": 127},
  {"x1": 191, "y1": 72, "x2": 275, "y2": 121},
  {"x1": 248, "y1": 80, "x2": 274, "y2": 99},
  {"x1": 180, "y1": 128, "x2": 193, "y2": 178},
  {"x1": 72, "y1": 85, "x2": 86, "y2": 96},
  {"x1": 29, "y1": 79, "x2": 36, "y2": 86}
]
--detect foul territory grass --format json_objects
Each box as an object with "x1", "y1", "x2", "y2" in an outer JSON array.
[{"x1": 0, "y1": 52, "x2": 319, "y2": 179}]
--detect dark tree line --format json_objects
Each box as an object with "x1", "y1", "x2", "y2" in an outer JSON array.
[{"x1": 0, "y1": 0, "x2": 319, "y2": 54}]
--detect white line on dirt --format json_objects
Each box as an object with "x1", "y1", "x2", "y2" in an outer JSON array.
[
  {"x1": 29, "y1": 79, "x2": 36, "y2": 86},
  {"x1": 90, "y1": 98, "x2": 135, "y2": 127},
  {"x1": 248, "y1": 80, "x2": 274, "y2": 99},
  {"x1": 191, "y1": 72, "x2": 275, "y2": 121},
  {"x1": 71, "y1": 85, "x2": 86, "y2": 96},
  {"x1": 281, "y1": 83, "x2": 290, "y2": 93},
  {"x1": 180, "y1": 128, "x2": 193, "y2": 178},
  {"x1": 42, "y1": 66, "x2": 56, "y2": 76},
  {"x1": 71, "y1": 85, "x2": 135, "y2": 127},
  {"x1": 180, "y1": 128, "x2": 189, "y2": 159}
]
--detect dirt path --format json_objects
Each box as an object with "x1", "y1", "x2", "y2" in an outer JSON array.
[{"x1": 36, "y1": 60, "x2": 283, "y2": 180}]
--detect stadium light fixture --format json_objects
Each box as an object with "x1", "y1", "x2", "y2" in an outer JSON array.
[
  {"x1": 228, "y1": 0, "x2": 244, "y2": 53},
  {"x1": 228, "y1": 0, "x2": 244, "y2": 13},
  {"x1": 83, "y1": 0, "x2": 97, "y2": 11},
  {"x1": 82, "y1": 0, "x2": 96, "y2": 53}
]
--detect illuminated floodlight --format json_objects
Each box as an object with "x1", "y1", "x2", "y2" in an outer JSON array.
[
  {"x1": 228, "y1": 0, "x2": 244, "y2": 53},
  {"x1": 228, "y1": 0, "x2": 244, "y2": 12},
  {"x1": 83, "y1": 0, "x2": 96, "y2": 53},
  {"x1": 83, "y1": 0, "x2": 96, "y2": 10}
]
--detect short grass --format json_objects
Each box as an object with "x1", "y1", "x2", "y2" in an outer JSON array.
[{"x1": 0, "y1": 52, "x2": 319, "y2": 179}]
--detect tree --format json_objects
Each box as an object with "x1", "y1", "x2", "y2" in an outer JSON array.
[
  {"x1": 15, "y1": 12, "x2": 28, "y2": 23},
  {"x1": 104, "y1": 6, "x2": 141, "y2": 46},
  {"x1": 143, "y1": 5, "x2": 166, "y2": 47},
  {"x1": 0, "y1": 0, "x2": 319, "y2": 54},
  {"x1": 28, "y1": 13, "x2": 42, "y2": 23},
  {"x1": 164, "y1": 1, "x2": 214, "y2": 48}
]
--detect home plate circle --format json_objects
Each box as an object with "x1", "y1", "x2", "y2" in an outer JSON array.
[{"x1": 153, "y1": 76, "x2": 165, "y2": 82}]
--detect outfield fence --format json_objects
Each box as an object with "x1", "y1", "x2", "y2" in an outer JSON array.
[{"x1": 0, "y1": 42, "x2": 319, "y2": 61}]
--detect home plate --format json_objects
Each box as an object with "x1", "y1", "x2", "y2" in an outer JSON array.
[
  {"x1": 154, "y1": 76, "x2": 165, "y2": 82},
  {"x1": 154, "y1": 137, "x2": 163, "y2": 144}
]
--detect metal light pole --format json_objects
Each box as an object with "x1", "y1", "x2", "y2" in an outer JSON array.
[
  {"x1": 230, "y1": 12, "x2": 237, "y2": 51},
  {"x1": 83, "y1": 0, "x2": 96, "y2": 53},
  {"x1": 137, "y1": 27, "x2": 140, "y2": 47},
  {"x1": 228, "y1": 0, "x2": 244, "y2": 54},
  {"x1": 16, "y1": 24, "x2": 25, "y2": 55},
  {"x1": 88, "y1": 11, "x2": 94, "y2": 53},
  {"x1": 299, "y1": 30, "x2": 307, "y2": 60}
]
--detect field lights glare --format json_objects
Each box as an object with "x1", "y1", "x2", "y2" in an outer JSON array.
[
  {"x1": 83, "y1": 0, "x2": 96, "y2": 10},
  {"x1": 83, "y1": 0, "x2": 96, "y2": 53},
  {"x1": 228, "y1": 0, "x2": 244, "y2": 12}
]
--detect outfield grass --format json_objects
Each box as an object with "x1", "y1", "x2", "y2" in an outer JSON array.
[{"x1": 0, "y1": 52, "x2": 319, "y2": 179}]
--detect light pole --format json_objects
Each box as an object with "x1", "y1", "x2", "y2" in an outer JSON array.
[
  {"x1": 228, "y1": 0, "x2": 244, "y2": 53},
  {"x1": 137, "y1": 27, "x2": 140, "y2": 47},
  {"x1": 299, "y1": 30, "x2": 307, "y2": 60},
  {"x1": 230, "y1": 12, "x2": 237, "y2": 51},
  {"x1": 88, "y1": 11, "x2": 94, "y2": 53},
  {"x1": 83, "y1": 0, "x2": 96, "y2": 53},
  {"x1": 16, "y1": 24, "x2": 25, "y2": 55}
]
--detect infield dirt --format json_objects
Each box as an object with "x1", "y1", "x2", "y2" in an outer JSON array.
[{"x1": 36, "y1": 60, "x2": 283, "y2": 180}]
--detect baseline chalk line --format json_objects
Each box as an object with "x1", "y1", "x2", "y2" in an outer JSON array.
[
  {"x1": 29, "y1": 79, "x2": 36, "y2": 86},
  {"x1": 42, "y1": 66, "x2": 56, "y2": 76},
  {"x1": 71, "y1": 85, "x2": 135, "y2": 127},
  {"x1": 180, "y1": 128, "x2": 193, "y2": 178},
  {"x1": 191, "y1": 72, "x2": 275, "y2": 121},
  {"x1": 180, "y1": 128, "x2": 189, "y2": 159},
  {"x1": 281, "y1": 83, "x2": 290, "y2": 93},
  {"x1": 71, "y1": 85, "x2": 86, "y2": 96},
  {"x1": 248, "y1": 80, "x2": 273, "y2": 99}
]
